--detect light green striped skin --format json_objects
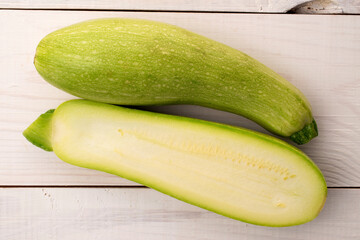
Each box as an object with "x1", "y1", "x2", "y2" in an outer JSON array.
[{"x1": 34, "y1": 18, "x2": 317, "y2": 144}]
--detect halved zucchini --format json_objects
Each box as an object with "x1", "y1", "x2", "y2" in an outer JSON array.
[{"x1": 23, "y1": 99, "x2": 326, "y2": 226}]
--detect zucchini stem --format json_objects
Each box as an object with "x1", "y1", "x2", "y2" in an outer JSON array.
[
  {"x1": 290, "y1": 120, "x2": 318, "y2": 145},
  {"x1": 23, "y1": 109, "x2": 54, "y2": 151}
]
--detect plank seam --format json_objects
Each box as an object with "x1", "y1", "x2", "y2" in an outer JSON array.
[
  {"x1": 0, "y1": 8, "x2": 287, "y2": 13},
  {"x1": 0, "y1": 185, "x2": 149, "y2": 188},
  {"x1": 0, "y1": 7, "x2": 359, "y2": 15},
  {"x1": 0, "y1": 186, "x2": 358, "y2": 189}
]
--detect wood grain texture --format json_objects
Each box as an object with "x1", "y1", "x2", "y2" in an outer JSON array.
[
  {"x1": 292, "y1": 0, "x2": 360, "y2": 14},
  {"x1": 1, "y1": 10, "x2": 360, "y2": 186},
  {"x1": 0, "y1": 0, "x2": 310, "y2": 13},
  {"x1": 0, "y1": 188, "x2": 358, "y2": 240}
]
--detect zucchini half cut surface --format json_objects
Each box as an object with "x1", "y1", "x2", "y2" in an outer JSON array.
[{"x1": 23, "y1": 100, "x2": 326, "y2": 227}]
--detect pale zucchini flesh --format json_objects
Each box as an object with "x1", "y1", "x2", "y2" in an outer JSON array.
[
  {"x1": 34, "y1": 18, "x2": 318, "y2": 144},
  {"x1": 23, "y1": 100, "x2": 327, "y2": 227}
]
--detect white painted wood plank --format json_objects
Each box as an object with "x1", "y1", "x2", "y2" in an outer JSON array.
[
  {"x1": 2, "y1": 0, "x2": 360, "y2": 14},
  {"x1": 0, "y1": 0, "x2": 310, "y2": 13},
  {"x1": 0, "y1": 188, "x2": 358, "y2": 240},
  {"x1": 1, "y1": 11, "x2": 359, "y2": 186}
]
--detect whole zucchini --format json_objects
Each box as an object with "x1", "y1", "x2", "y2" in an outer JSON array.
[
  {"x1": 34, "y1": 18, "x2": 317, "y2": 144},
  {"x1": 23, "y1": 99, "x2": 326, "y2": 227}
]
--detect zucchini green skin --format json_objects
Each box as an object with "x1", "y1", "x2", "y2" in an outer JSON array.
[
  {"x1": 34, "y1": 18, "x2": 317, "y2": 144},
  {"x1": 23, "y1": 99, "x2": 326, "y2": 227}
]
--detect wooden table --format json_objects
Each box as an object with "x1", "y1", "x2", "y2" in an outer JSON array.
[{"x1": 1, "y1": 1, "x2": 360, "y2": 239}]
